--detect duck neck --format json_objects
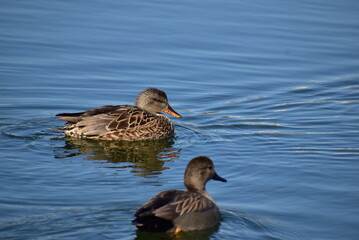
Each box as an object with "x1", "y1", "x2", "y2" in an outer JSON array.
[
  {"x1": 185, "y1": 177, "x2": 206, "y2": 193},
  {"x1": 186, "y1": 185, "x2": 215, "y2": 202},
  {"x1": 186, "y1": 183, "x2": 205, "y2": 193}
]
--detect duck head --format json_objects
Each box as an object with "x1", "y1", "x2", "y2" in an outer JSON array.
[
  {"x1": 184, "y1": 156, "x2": 227, "y2": 193},
  {"x1": 135, "y1": 88, "x2": 182, "y2": 118}
]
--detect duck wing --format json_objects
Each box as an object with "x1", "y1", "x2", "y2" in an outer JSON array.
[
  {"x1": 153, "y1": 191, "x2": 215, "y2": 221},
  {"x1": 106, "y1": 106, "x2": 155, "y2": 131},
  {"x1": 134, "y1": 190, "x2": 214, "y2": 220},
  {"x1": 134, "y1": 190, "x2": 180, "y2": 217},
  {"x1": 56, "y1": 105, "x2": 122, "y2": 123}
]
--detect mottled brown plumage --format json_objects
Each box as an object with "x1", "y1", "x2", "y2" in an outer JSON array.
[
  {"x1": 132, "y1": 156, "x2": 227, "y2": 232},
  {"x1": 55, "y1": 88, "x2": 181, "y2": 141}
]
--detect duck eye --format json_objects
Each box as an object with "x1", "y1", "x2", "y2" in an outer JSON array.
[
  {"x1": 208, "y1": 166, "x2": 212, "y2": 170},
  {"x1": 153, "y1": 98, "x2": 163, "y2": 104}
]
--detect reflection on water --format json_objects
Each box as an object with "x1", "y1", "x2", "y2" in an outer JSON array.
[
  {"x1": 54, "y1": 137, "x2": 181, "y2": 178},
  {"x1": 134, "y1": 225, "x2": 219, "y2": 240}
]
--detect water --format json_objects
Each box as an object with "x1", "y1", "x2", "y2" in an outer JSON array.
[{"x1": 1, "y1": 0, "x2": 359, "y2": 239}]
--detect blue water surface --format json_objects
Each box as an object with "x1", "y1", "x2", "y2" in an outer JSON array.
[{"x1": 1, "y1": 0, "x2": 359, "y2": 239}]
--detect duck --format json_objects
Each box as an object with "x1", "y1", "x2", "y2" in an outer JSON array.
[
  {"x1": 132, "y1": 156, "x2": 227, "y2": 233},
  {"x1": 55, "y1": 88, "x2": 182, "y2": 141}
]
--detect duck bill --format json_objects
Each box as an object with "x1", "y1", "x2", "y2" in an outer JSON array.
[
  {"x1": 212, "y1": 172, "x2": 227, "y2": 182},
  {"x1": 164, "y1": 105, "x2": 182, "y2": 118}
]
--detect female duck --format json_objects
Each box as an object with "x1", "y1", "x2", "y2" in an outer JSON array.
[
  {"x1": 132, "y1": 156, "x2": 227, "y2": 233},
  {"x1": 56, "y1": 88, "x2": 182, "y2": 141}
]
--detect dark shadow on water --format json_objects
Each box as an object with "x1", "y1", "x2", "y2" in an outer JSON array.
[
  {"x1": 134, "y1": 225, "x2": 219, "y2": 240},
  {"x1": 53, "y1": 137, "x2": 181, "y2": 178}
]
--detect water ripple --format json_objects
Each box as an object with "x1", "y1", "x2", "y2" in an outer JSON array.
[
  {"x1": 175, "y1": 122, "x2": 229, "y2": 148},
  {"x1": 221, "y1": 208, "x2": 306, "y2": 240},
  {"x1": 1, "y1": 117, "x2": 54, "y2": 140}
]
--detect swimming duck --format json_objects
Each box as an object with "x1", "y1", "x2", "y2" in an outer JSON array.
[
  {"x1": 132, "y1": 156, "x2": 227, "y2": 233},
  {"x1": 56, "y1": 88, "x2": 182, "y2": 141}
]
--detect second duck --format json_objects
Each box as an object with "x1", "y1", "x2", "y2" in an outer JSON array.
[{"x1": 132, "y1": 156, "x2": 227, "y2": 233}]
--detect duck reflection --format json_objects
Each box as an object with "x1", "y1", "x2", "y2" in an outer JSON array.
[
  {"x1": 134, "y1": 225, "x2": 219, "y2": 240},
  {"x1": 54, "y1": 137, "x2": 181, "y2": 178}
]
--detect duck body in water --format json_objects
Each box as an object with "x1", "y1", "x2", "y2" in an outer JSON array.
[
  {"x1": 55, "y1": 88, "x2": 182, "y2": 141},
  {"x1": 132, "y1": 156, "x2": 227, "y2": 233}
]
